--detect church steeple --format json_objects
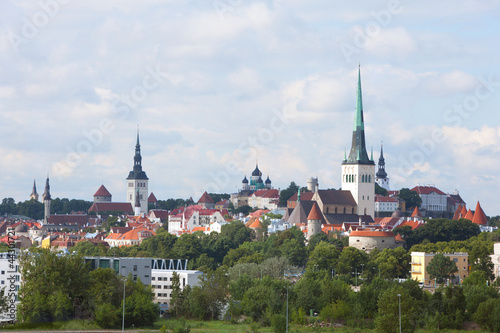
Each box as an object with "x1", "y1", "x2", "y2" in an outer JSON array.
[
  {"x1": 30, "y1": 178, "x2": 39, "y2": 201},
  {"x1": 376, "y1": 144, "x2": 387, "y2": 179},
  {"x1": 127, "y1": 128, "x2": 148, "y2": 180},
  {"x1": 127, "y1": 128, "x2": 149, "y2": 215},
  {"x1": 344, "y1": 67, "x2": 374, "y2": 165},
  {"x1": 42, "y1": 175, "x2": 51, "y2": 224},
  {"x1": 42, "y1": 176, "x2": 51, "y2": 201}
]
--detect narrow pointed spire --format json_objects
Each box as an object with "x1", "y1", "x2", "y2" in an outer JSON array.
[
  {"x1": 43, "y1": 175, "x2": 51, "y2": 201},
  {"x1": 344, "y1": 66, "x2": 374, "y2": 165},
  {"x1": 370, "y1": 146, "x2": 373, "y2": 161},
  {"x1": 297, "y1": 188, "x2": 301, "y2": 202}
]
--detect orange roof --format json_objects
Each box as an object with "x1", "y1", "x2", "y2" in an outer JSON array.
[
  {"x1": 452, "y1": 204, "x2": 462, "y2": 220},
  {"x1": 191, "y1": 226, "x2": 208, "y2": 233},
  {"x1": 460, "y1": 205, "x2": 467, "y2": 218},
  {"x1": 249, "y1": 209, "x2": 270, "y2": 218},
  {"x1": 411, "y1": 206, "x2": 422, "y2": 218},
  {"x1": 464, "y1": 209, "x2": 474, "y2": 221},
  {"x1": 307, "y1": 202, "x2": 323, "y2": 221},
  {"x1": 248, "y1": 218, "x2": 262, "y2": 229},
  {"x1": 395, "y1": 234, "x2": 404, "y2": 242},
  {"x1": 349, "y1": 230, "x2": 395, "y2": 237},
  {"x1": 472, "y1": 201, "x2": 487, "y2": 225},
  {"x1": 399, "y1": 220, "x2": 422, "y2": 230}
]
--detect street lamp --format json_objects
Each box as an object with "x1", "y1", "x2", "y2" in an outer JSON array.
[
  {"x1": 397, "y1": 294, "x2": 401, "y2": 333},
  {"x1": 122, "y1": 278, "x2": 126, "y2": 333}
]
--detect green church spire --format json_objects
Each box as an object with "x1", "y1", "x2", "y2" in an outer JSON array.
[{"x1": 343, "y1": 66, "x2": 374, "y2": 166}]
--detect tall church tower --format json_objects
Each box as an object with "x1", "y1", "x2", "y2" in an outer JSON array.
[
  {"x1": 126, "y1": 129, "x2": 149, "y2": 215},
  {"x1": 341, "y1": 67, "x2": 375, "y2": 217},
  {"x1": 375, "y1": 144, "x2": 390, "y2": 190},
  {"x1": 42, "y1": 176, "x2": 51, "y2": 224},
  {"x1": 30, "y1": 178, "x2": 39, "y2": 201}
]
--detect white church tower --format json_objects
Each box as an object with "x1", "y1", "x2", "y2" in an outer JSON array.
[
  {"x1": 341, "y1": 67, "x2": 375, "y2": 218},
  {"x1": 126, "y1": 129, "x2": 149, "y2": 215}
]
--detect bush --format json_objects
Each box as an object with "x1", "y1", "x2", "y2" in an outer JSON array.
[{"x1": 271, "y1": 314, "x2": 286, "y2": 333}]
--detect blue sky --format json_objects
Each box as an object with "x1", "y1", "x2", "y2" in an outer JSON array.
[{"x1": 0, "y1": 0, "x2": 499, "y2": 215}]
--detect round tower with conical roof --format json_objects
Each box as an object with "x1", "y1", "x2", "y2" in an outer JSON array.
[{"x1": 307, "y1": 202, "x2": 323, "y2": 241}]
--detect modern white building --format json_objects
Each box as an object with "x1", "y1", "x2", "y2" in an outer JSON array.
[{"x1": 150, "y1": 259, "x2": 202, "y2": 310}]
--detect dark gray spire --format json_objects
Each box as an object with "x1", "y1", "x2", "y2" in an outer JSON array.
[
  {"x1": 43, "y1": 176, "x2": 51, "y2": 201},
  {"x1": 127, "y1": 129, "x2": 149, "y2": 180}
]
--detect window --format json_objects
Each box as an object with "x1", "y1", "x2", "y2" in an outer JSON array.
[
  {"x1": 1, "y1": 271, "x2": 4, "y2": 275},
  {"x1": 453, "y1": 258, "x2": 458, "y2": 262},
  {"x1": 152, "y1": 277, "x2": 155, "y2": 281},
  {"x1": 133, "y1": 265, "x2": 137, "y2": 272},
  {"x1": 158, "y1": 277, "x2": 162, "y2": 281}
]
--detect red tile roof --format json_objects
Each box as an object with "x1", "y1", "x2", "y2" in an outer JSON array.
[
  {"x1": 411, "y1": 186, "x2": 446, "y2": 195},
  {"x1": 198, "y1": 191, "x2": 214, "y2": 204},
  {"x1": 399, "y1": 220, "x2": 423, "y2": 230},
  {"x1": 88, "y1": 202, "x2": 133, "y2": 213},
  {"x1": 149, "y1": 209, "x2": 169, "y2": 220},
  {"x1": 460, "y1": 205, "x2": 467, "y2": 218},
  {"x1": 472, "y1": 201, "x2": 487, "y2": 225},
  {"x1": 464, "y1": 209, "x2": 474, "y2": 221},
  {"x1": 307, "y1": 202, "x2": 323, "y2": 221},
  {"x1": 452, "y1": 204, "x2": 463, "y2": 220},
  {"x1": 249, "y1": 209, "x2": 269, "y2": 217},
  {"x1": 94, "y1": 185, "x2": 112, "y2": 197},
  {"x1": 148, "y1": 192, "x2": 158, "y2": 203},
  {"x1": 350, "y1": 230, "x2": 395, "y2": 237},
  {"x1": 375, "y1": 195, "x2": 399, "y2": 203},
  {"x1": 287, "y1": 192, "x2": 315, "y2": 202},
  {"x1": 411, "y1": 206, "x2": 422, "y2": 218}
]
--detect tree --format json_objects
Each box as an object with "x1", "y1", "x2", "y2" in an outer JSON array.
[
  {"x1": 278, "y1": 182, "x2": 299, "y2": 207},
  {"x1": 427, "y1": 253, "x2": 458, "y2": 284},
  {"x1": 375, "y1": 183, "x2": 388, "y2": 196},
  {"x1": 18, "y1": 248, "x2": 90, "y2": 323},
  {"x1": 375, "y1": 247, "x2": 411, "y2": 279},
  {"x1": 397, "y1": 188, "x2": 422, "y2": 211},
  {"x1": 336, "y1": 247, "x2": 368, "y2": 275},
  {"x1": 307, "y1": 241, "x2": 340, "y2": 272},
  {"x1": 375, "y1": 286, "x2": 417, "y2": 333}
]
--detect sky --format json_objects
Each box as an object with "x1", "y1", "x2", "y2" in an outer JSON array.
[{"x1": 0, "y1": 0, "x2": 499, "y2": 215}]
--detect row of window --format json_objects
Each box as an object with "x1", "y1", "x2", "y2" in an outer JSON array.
[
  {"x1": 157, "y1": 293, "x2": 173, "y2": 298},
  {"x1": 344, "y1": 174, "x2": 372, "y2": 183},
  {"x1": 152, "y1": 285, "x2": 172, "y2": 289}
]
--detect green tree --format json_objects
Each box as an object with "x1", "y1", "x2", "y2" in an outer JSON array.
[
  {"x1": 278, "y1": 182, "x2": 299, "y2": 207},
  {"x1": 397, "y1": 188, "x2": 422, "y2": 211},
  {"x1": 427, "y1": 253, "x2": 458, "y2": 284},
  {"x1": 336, "y1": 247, "x2": 368, "y2": 275},
  {"x1": 18, "y1": 248, "x2": 90, "y2": 323},
  {"x1": 375, "y1": 247, "x2": 411, "y2": 279},
  {"x1": 375, "y1": 286, "x2": 417, "y2": 333},
  {"x1": 375, "y1": 183, "x2": 388, "y2": 196},
  {"x1": 307, "y1": 241, "x2": 340, "y2": 271}
]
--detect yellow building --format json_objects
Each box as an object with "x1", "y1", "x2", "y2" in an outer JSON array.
[{"x1": 411, "y1": 252, "x2": 469, "y2": 285}]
